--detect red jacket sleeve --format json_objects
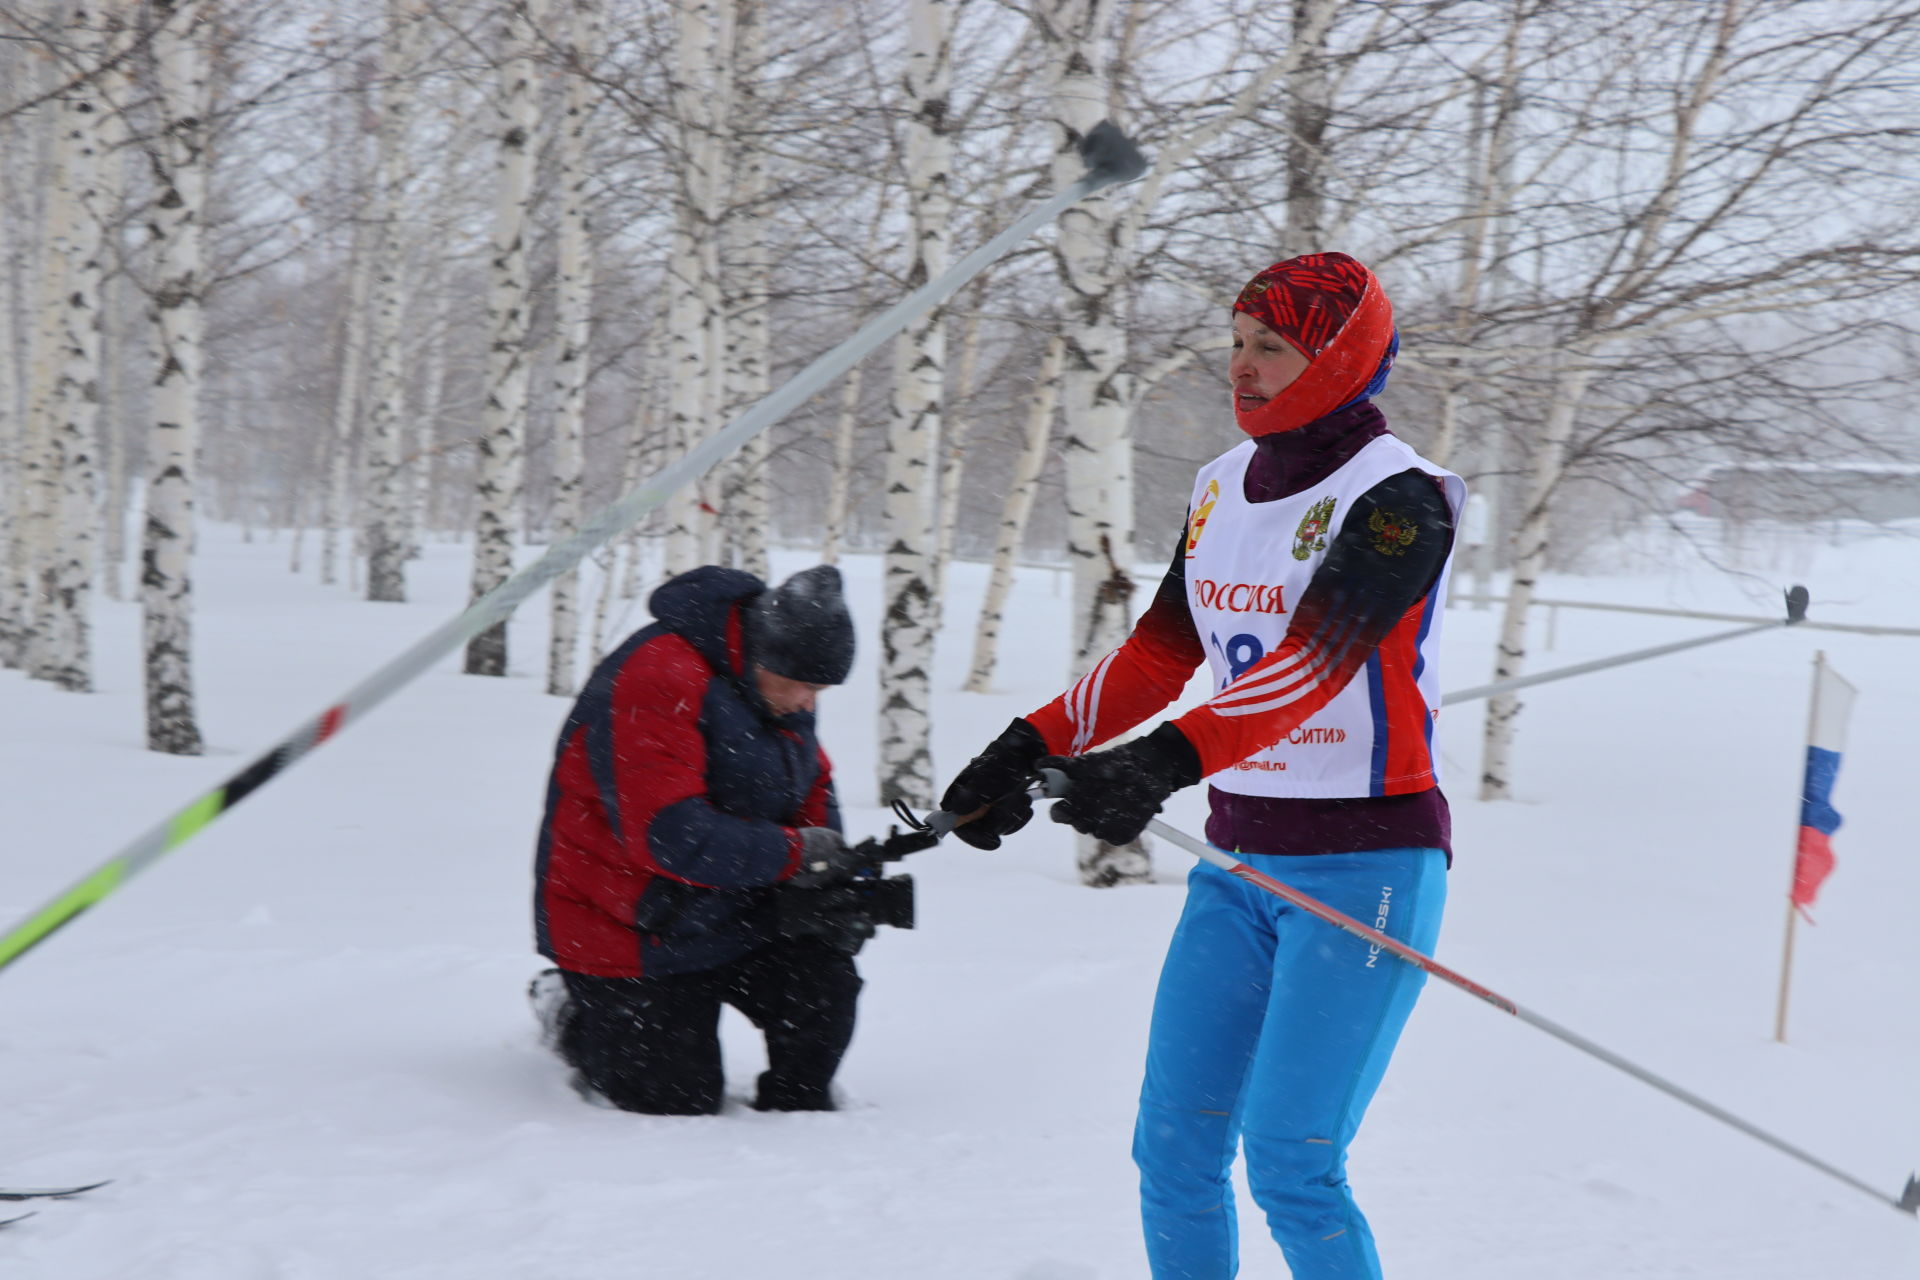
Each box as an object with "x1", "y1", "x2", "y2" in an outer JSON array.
[
  {"x1": 796, "y1": 747, "x2": 839, "y2": 832},
  {"x1": 1024, "y1": 527, "x2": 1206, "y2": 755}
]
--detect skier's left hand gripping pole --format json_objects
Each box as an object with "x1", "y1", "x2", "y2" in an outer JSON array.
[{"x1": 0, "y1": 123, "x2": 1153, "y2": 977}]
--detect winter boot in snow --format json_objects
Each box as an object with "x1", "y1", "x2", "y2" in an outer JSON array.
[
  {"x1": 568, "y1": 1069, "x2": 619, "y2": 1110},
  {"x1": 528, "y1": 968, "x2": 573, "y2": 1052}
]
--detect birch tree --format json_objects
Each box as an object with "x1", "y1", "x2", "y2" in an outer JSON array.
[
  {"x1": 1279, "y1": 0, "x2": 1332, "y2": 258},
  {"x1": 1420, "y1": 9, "x2": 1526, "y2": 472},
  {"x1": 320, "y1": 185, "x2": 373, "y2": 587},
  {"x1": 965, "y1": 333, "x2": 1063, "y2": 691},
  {"x1": 364, "y1": 0, "x2": 429, "y2": 604},
  {"x1": 546, "y1": 0, "x2": 603, "y2": 697},
  {"x1": 661, "y1": 0, "x2": 732, "y2": 578},
  {"x1": 0, "y1": 16, "x2": 22, "y2": 657},
  {"x1": 40, "y1": 0, "x2": 121, "y2": 690},
  {"x1": 820, "y1": 183, "x2": 893, "y2": 566},
  {"x1": 465, "y1": 0, "x2": 540, "y2": 677},
  {"x1": 137, "y1": 0, "x2": 213, "y2": 754},
  {"x1": 877, "y1": 0, "x2": 955, "y2": 807},
  {"x1": 1474, "y1": 0, "x2": 1920, "y2": 797},
  {"x1": 0, "y1": 88, "x2": 23, "y2": 668},
  {"x1": 98, "y1": 228, "x2": 135, "y2": 603},
  {"x1": 18, "y1": 59, "x2": 81, "y2": 683},
  {"x1": 15, "y1": 51, "x2": 69, "y2": 683},
  {"x1": 718, "y1": 0, "x2": 769, "y2": 582}
]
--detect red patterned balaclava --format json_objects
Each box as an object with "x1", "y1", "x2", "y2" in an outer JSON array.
[{"x1": 1230, "y1": 251, "x2": 1396, "y2": 437}]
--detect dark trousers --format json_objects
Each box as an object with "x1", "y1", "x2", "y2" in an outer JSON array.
[{"x1": 557, "y1": 938, "x2": 862, "y2": 1115}]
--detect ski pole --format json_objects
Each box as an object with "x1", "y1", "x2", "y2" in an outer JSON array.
[
  {"x1": 1441, "y1": 584, "x2": 1808, "y2": 706},
  {"x1": 912, "y1": 771, "x2": 1918, "y2": 1218},
  {"x1": 0, "y1": 123, "x2": 1152, "y2": 977}
]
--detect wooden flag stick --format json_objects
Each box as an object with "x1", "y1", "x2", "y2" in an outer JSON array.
[{"x1": 1773, "y1": 896, "x2": 1798, "y2": 1043}]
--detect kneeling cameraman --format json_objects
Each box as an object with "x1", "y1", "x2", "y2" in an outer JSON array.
[{"x1": 530, "y1": 564, "x2": 870, "y2": 1114}]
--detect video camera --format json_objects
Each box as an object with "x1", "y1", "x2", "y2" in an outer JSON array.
[{"x1": 773, "y1": 823, "x2": 941, "y2": 955}]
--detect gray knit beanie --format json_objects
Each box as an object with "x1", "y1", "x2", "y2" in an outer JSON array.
[{"x1": 749, "y1": 565, "x2": 855, "y2": 686}]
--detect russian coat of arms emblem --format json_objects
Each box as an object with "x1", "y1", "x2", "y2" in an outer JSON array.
[
  {"x1": 1367, "y1": 508, "x2": 1418, "y2": 556},
  {"x1": 1292, "y1": 497, "x2": 1336, "y2": 560}
]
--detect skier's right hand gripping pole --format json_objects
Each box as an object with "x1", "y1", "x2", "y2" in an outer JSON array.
[{"x1": 935, "y1": 719, "x2": 1051, "y2": 849}]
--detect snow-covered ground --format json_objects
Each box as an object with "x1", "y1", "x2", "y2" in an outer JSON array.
[{"x1": 4, "y1": 519, "x2": 1918, "y2": 1278}]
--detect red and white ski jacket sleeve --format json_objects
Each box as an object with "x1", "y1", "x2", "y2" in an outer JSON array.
[{"x1": 1026, "y1": 470, "x2": 1454, "y2": 775}]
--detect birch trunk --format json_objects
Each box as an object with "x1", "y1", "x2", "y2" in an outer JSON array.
[
  {"x1": 0, "y1": 87, "x2": 20, "y2": 665},
  {"x1": 18, "y1": 113, "x2": 70, "y2": 680},
  {"x1": 820, "y1": 193, "x2": 890, "y2": 565},
  {"x1": 0, "y1": 72, "x2": 18, "y2": 671},
  {"x1": 1280, "y1": 0, "x2": 1332, "y2": 257},
  {"x1": 41, "y1": 1, "x2": 115, "y2": 691},
  {"x1": 586, "y1": 544, "x2": 618, "y2": 659},
  {"x1": 1046, "y1": 0, "x2": 1131, "y2": 678},
  {"x1": 405, "y1": 263, "x2": 451, "y2": 558},
  {"x1": 965, "y1": 334, "x2": 1063, "y2": 692},
  {"x1": 140, "y1": 0, "x2": 212, "y2": 755},
  {"x1": 1042, "y1": 0, "x2": 1148, "y2": 885},
  {"x1": 617, "y1": 317, "x2": 668, "y2": 602},
  {"x1": 21, "y1": 88, "x2": 76, "y2": 681},
  {"x1": 661, "y1": 0, "x2": 728, "y2": 578},
  {"x1": 930, "y1": 276, "x2": 989, "y2": 605},
  {"x1": 364, "y1": 0, "x2": 426, "y2": 603},
  {"x1": 877, "y1": 0, "x2": 954, "y2": 807},
  {"x1": 464, "y1": 0, "x2": 540, "y2": 676},
  {"x1": 697, "y1": 4, "x2": 735, "y2": 569},
  {"x1": 3, "y1": 48, "x2": 60, "y2": 671},
  {"x1": 1478, "y1": 362, "x2": 1595, "y2": 800},
  {"x1": 819, "y1": 354, "x2": 865, "y2": 566},
  {"x1": 1428, "y1": 14, "x2": 1522, "y2": 471},
  {"x1": 546, "y1": 0, "x2": 601, "y2": 697},
  {"x1": 617, "y1": 411, "x2": 665, "y2": 603},
  {"x1": 720, "y1": 0, "x2": 768, "y2": 580},
  {"x1": 930, "y1": 121, "x2": 1016, "y2": 597},
  {"x1": 100, "y1": 234, "x2": 132, "y2": 602},
  {"x1": 321, "y1": 206, "x2": 374, "y2": 587}
]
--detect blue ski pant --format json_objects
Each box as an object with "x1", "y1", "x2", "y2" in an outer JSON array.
[{"x1": 1134, "y1": 847, "x2": 1447, "y2": 1280}]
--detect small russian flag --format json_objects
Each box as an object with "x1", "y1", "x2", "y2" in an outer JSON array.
[{"x1": 1792, "y1": 654, "x2": 1856, "y2": 921}]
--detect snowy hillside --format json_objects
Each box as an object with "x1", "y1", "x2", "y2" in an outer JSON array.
[{"x1": 4, "y1": 522, "x2": 1918, "y2": 1278}]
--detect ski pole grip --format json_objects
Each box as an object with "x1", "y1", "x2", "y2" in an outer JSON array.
[
  {"x1": 1036, "y1": 767, "x2": 1071, "y2": 800},
  {"x1": 925, "y1": 810, "x2": 961, "y2": 839}
]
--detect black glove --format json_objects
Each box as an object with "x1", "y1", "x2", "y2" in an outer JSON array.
[
  {"x1": 788, "y1": 827, "x2": 865, "y2": 888},
  {"x1": 1038, "y1": 723, "x2": 1203, "y2": 847},
  {"x1": 939, "y1": 718, "x2": 1049, "y2": 850}
]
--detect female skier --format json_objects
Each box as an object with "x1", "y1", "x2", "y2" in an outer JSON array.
[{"x1": 941, "y1": 252, "x2": 1462, "y2": 1280}]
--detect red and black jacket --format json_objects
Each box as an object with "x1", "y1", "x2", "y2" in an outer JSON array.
[{"x1": 534, "y1": 566, "x2": 838, "y2": 978}]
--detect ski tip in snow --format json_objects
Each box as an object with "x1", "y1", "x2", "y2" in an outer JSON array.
[
  {"x1": 1898, "y1": 1172, "x2": 1919, "y2": 1216},
  {"x1": 1784, "y1": 583, "x2": 1810, "y2": 623},
  {"x1": 0, "y1": 1180, "x2": 111, "y2": 1202},
  {"x1": 1078, "y1": 120, "x2": 1150, "y2": 186}
]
